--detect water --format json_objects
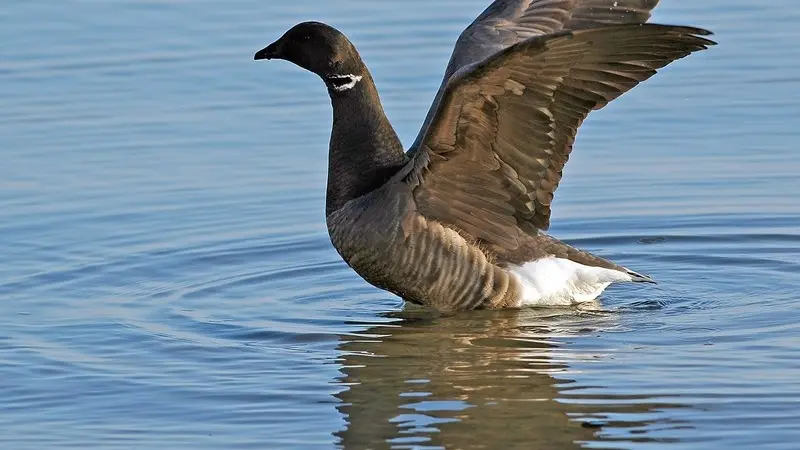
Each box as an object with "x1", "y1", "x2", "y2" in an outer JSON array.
[{"x1": 1, "y1": 1, "x2": 799, "y2": 448}]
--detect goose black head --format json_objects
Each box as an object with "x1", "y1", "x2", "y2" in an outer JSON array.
[{"x1": 255, "y1": 22, "x2": 365, "y2": 92}]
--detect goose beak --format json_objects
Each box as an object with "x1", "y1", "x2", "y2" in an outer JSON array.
[{"x1": 254, "y1": 42, "x2": 280, "y2": 60}]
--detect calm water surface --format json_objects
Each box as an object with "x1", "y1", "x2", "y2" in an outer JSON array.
[{"x1": 2, "y1": 1, "x2": 799, "y2": 449}]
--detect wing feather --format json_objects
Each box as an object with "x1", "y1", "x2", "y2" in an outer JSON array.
[
  {"x1": 403, "y1": 24, "x2": 714, "y2": 250},
  {"x1": 410, "y1": 0, "x2": 664, "y2": 153}
]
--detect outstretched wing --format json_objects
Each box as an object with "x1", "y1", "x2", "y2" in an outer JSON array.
[
  {"x1": 403, "y1": 24, "x2": 714, "y2": 250},
  {"x1": 410, "y1": 0, "x2": 663, "y2": 150}
]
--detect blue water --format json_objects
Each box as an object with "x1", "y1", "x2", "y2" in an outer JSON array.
[{"x1": 2, "y1": 1, "x2": 799, "y2": 449}]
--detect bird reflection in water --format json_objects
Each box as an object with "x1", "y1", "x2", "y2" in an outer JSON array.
[{"x1": 333, "y1": 305, "x2": 688, "y2": 449}]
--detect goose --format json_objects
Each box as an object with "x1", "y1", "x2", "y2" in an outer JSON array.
[{"x1": 254, "y1": 1, "x2": 714, "y2": 312}]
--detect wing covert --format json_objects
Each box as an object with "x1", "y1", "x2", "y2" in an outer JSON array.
[
  {"x1": 410, "y1": 0, "x2": 663, "y2": 154},
  {"x1": 403, "y1": 24, "x2": 714, "y2": 250}
]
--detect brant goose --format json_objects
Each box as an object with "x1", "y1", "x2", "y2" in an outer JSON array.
[{"x1": 254, "y1": 1, "x2": 714, "y2": 311}]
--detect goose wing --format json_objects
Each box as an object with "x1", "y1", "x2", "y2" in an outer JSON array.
[
  {"x1": 402, "y1": 24, "x2": 714, "y2": 250},
  {"x1": 411, "y1": 0, "x2": 665, "y2": 151}
]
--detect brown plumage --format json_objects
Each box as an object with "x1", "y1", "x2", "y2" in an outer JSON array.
[
  {"x1": 254, "y1": 1, "x2": 715, "y2": 311},
  {"x1": 410, "y1": 24, "x2": 714, "y2": 245}
]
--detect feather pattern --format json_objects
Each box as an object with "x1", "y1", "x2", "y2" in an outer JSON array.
[
  {"x1": 443, "y1": 0, "x2": 663, "y2": 83},
  {"x1": 410, "y1": 0, "x2": 664, "y2": 151},
  {"x1": 327, "y1": 181, "x2": 523, "y2": 312},
  {"x1": 406, "y1": 24, "x2": 715, "y2": 250}
]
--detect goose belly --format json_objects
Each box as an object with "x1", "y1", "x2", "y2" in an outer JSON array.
[{"x1": 508, "y1": 257, "x2": 634, "y2": 307}]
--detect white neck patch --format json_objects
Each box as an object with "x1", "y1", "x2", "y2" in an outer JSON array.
[{"x1": 326, "y1": 74, "x2": 363, "y2": 92}]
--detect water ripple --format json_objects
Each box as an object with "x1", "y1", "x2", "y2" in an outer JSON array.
[{"x1": 2, "y1": 0, "x2": 799, "y2": 449}]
